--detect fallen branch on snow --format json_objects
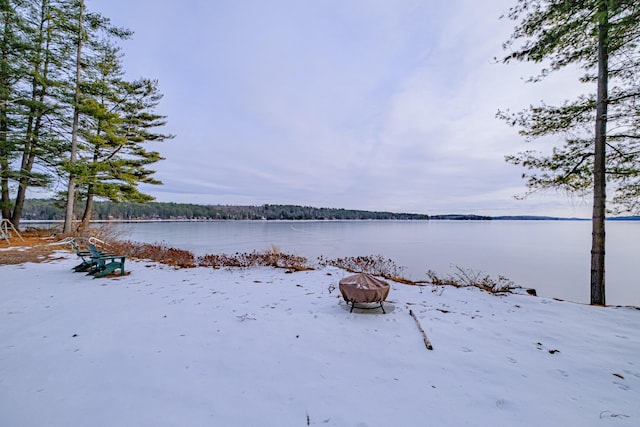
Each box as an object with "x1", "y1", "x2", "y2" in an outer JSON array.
[{"x1": 409, "y1": 309, "x2": 433, "y2": 350}]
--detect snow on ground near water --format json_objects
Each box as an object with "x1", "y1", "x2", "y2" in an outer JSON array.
[{"x1": 1, "y1": 253, "x2": 639, "y2": 427}]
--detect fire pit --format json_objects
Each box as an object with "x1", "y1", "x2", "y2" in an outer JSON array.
[{"x1": 338, "y1": 273, "x2": 390, "y2": 313}]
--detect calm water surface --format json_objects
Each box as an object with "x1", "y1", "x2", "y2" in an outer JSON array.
[{"x1": 114, "y1": 220, "x2": 639, "y2": 306}]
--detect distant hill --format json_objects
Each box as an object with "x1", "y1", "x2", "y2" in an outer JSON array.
[
  {"x1": 492, "y1": 215, "x2": 640, "y2": 221},
  {"x1": 608, "y1": 216, "x2": 640, "y2": 221},
  {"x1": 17, "y1": 198, "x2": 639, "y2": 222},
  {"x1": 430, "y1": 214, "x2": 492, "y2": 220},
  {"x1": 19, "y1": 199, "x2": 430, "y2": 221},
  {"x1": 492, "y1": 215, "x2": 585, "y2": 221}
]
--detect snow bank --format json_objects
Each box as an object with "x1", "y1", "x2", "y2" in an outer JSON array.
[{"x1": 1, "y1": 253, "x2": 638, "y2": 426}]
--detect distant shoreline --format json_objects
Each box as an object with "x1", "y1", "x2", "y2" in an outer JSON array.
[
  {"x1": 16, "y1": 199, "x2": 640, "y2": 221},
  {"x1": 20, "y1": 216, "x2": 639, "y2": 224}
]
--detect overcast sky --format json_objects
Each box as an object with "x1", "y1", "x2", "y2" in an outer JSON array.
[{"x1": 86, "y1": 0, "x2": 594, "y2": 217}]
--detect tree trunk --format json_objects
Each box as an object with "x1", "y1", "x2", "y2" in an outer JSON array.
[
  {"x1": 0, "y1": 139, "x2": 9, "y2": 220},
  {"x1": 590, "y1": 1, "x2": 608, "y2": 306},
  {"x1": 0, "y1": 5, "x2": 12, "y2": 220},
  {"x1": 0, "y1": 97, "x2": 9, "y2": 220},
  {"x1": 63, "y1": 0, "x2": 84, "y2": 234},
  {"x1": 81, "y1": 186, "x2": 93, "y2": 228},
  {"x1": 11, "y1": 119, "x2": 40, "y2": 229},
  {"x1": 11, "y1": 0, "x2": 51, "y2": 230}
]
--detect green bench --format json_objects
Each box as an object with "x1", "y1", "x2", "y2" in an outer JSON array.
[
  {"x1": 70, "y1": 240, "x2": 96, "y2": 272},
  {"x1": 86, "y1": 244, "x2": 126, "y2": 278}
]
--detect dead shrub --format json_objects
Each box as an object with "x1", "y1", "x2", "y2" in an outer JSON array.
[
  {"x1": 20, "y1": 226, "x2": 61, "y2": 238},
  {"x1": 197, "y1": 245, "x2": 309, "y2": 270},
  {"x1": 317, "y1": 254, "x2": 411, "y2": 283},
  {"x1": 84, "y1": 222, "x2": 123, "y2": 244},
  {"x1": 197, "y1": 253, "x2": 250, "y2": 268},
  {"x1": 426, "y1": 265, "x2": 516, "y2": 294},
  {"x1": 50, "y1": 222, "x2": 122, "y2": 248},
  {"x1": 108, "y1": 240, "x2": 196, "y2": 267}
]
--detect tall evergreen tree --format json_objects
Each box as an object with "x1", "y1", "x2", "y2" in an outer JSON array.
[
  {"x1": 58, "y1": 0, "x2": 133, "y2": 233},
  {"x1": 0, "y1": 0, "x2": 28, "y2": 220},
  {"x1": 76, "y1": 43, "x2": 170, "y2": 227},
  {"x1": 1, "y1": 0, "x2": 93, "y2": 229},
  {"x1": 10, "y1": 0, "x2": 69, "y2": 229},
  {"x1": 61, "y1": 0, "x2": 83, "y2": 234},
  {"x1": 0, "y1": 0, "x2": 168, "y2": 231},
  {"x1": 500, "y1": 0, "x2": 640, "y2": 305}
]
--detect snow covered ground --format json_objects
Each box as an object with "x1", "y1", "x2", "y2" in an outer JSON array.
[{"x1": 1, "y1": 252, "x2": 639, "y2": 426}]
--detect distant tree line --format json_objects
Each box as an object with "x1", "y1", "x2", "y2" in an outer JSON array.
[{"x1": 20, "y1": 199, "x2": 434, "y2": 221}]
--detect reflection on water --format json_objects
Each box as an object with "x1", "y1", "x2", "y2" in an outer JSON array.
[{"x1": 114, "y1": 220, "x2": 639, "y2": 306}]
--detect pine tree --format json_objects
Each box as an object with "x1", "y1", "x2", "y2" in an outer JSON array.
[
  {"x1": 61, "y1": 0, "x2": 83, "y2": 233},
  {"x1": 1, "y1": 0, "x2": 89, "y2": 229},
  {"x1": 10, "y1": 0, "x2": 70, "y2": 229},
  {"x1": 0, "y1": 0, "x2": 167, "y2": 231},
  {"x1": 75, "y1": 42, "x2": 170, "y2": 227},
  {"x1": 500, "y1": 0, "x2": 640, "y2": 305},
  {"x1": 0, "y1": 0, "x2": 29, "y2": 221},
  {"x1": 60, "y1": 0, "x2": 133, "y2": 233}
]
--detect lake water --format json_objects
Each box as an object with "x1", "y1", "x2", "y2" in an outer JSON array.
[{"x1": 112, "y1": 220, "x2": 639, "y2": 307}]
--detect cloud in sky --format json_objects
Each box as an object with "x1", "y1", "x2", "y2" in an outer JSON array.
[{"x1": 87, "y1": 0, "x2": 596, "y2": 216}]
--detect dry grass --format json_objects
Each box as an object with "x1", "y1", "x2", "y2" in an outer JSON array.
[
  {"x1": 2, "y1": 229, "x2": 410, "y2": 284},
  {"x1": 104, "y1": 241, "x2": 310, "y2": 271},
  {"x1": 2, "y1": 232, "x2": 516, "y2": 295},
  {"x1": 0, "y1": 228, "x2": 66, "y2": 265},
  {"x1": 1, "y1": 231, "x2": 310, "y2": 272},
  {"x1": 2, "y1": 226, "x2": 510, "y2": 294}
]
